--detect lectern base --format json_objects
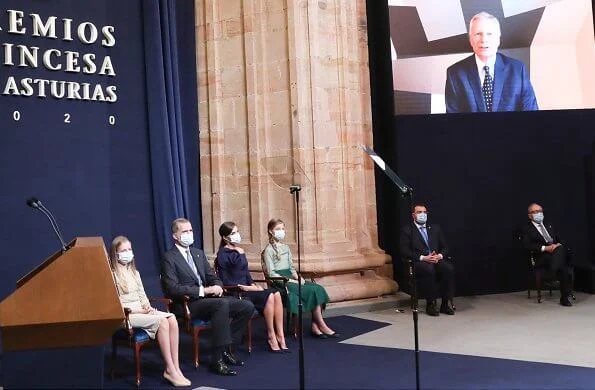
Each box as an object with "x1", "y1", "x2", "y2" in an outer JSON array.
[{"x1": 2, "y1": 345, "x2": 105, "y2": 389}]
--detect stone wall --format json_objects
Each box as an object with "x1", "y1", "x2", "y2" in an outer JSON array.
[{"x1": 196, "y1": 0, "x2": 397, "y2": 302}]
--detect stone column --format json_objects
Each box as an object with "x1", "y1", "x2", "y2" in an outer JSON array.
[{"x1": 196, "y1": 0, "x2": 397, "y2": 302}]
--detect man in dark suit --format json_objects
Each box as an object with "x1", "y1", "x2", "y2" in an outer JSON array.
[
  {"x1": 161, "y1": 218, "x2": 255, "y2": 375},
  {"x1": 400, "y1": 203, "x2": 455, "y2": 316},
  {"x1": 445, "y1": 12, "x2": 538, "y2": 113},
  {"x1": 521, "y1": 203, "x2": 573, "y2": 306}
]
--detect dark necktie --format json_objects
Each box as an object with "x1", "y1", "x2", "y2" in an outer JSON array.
[
  {"x1": 538, "y1": 224, "x2": 553, "y2": 244},
  {"x1": 482, "y1": 65, "x2": 494, "y2": 112},
  {"x1": 419, "y1": 226, "x2": 430, "y2": 252}
]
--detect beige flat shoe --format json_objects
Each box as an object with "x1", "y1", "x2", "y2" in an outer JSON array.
[{"x1": 163, "y1": 371, "x2": 190, "y2": 387}]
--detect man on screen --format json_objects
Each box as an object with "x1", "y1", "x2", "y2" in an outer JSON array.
[{"x1": 445, "y1": 12, "x2": 538, "y2": 113}]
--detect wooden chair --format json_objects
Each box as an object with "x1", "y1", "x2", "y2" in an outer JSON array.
[
  {"x1": 111, "y1": 297, "x2": 172, "y2": 387},
  {"x1": 260, "y1": 249, "x2": 297, "y2": 338},
  {"x1": 213, "y1": 257, "x2": 263, "y2": 353},
  {"x1": 527, "y1": 249, "x2": 555, "y2": 303},
  {"x1": 179, "y1": 295, "x2": 211, "y2": 367},
  {"x1": 404, "y1": 257, "x2": 456, "y2": 311},
  {"x1": 526, "y1": 248, "x2": 575, "y2": 303},
  {"x1": 516, "y1": 230, "x2": 575, "y2": 303},
  {"x1": 159, "y1": 276, "x2": 210, "y2": 368}
]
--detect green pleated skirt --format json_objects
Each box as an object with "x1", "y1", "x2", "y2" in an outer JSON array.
[{"x1": 275, "y1": 269, "x2": 330, "y2": 314}]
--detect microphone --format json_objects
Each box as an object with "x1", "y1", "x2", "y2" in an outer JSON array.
[
  {"x1": 26, "y1": 197, "x2": 41, "y2": 208},
  {"x1": 26, "y1": 197, "x2": 68, "y2": 252}
]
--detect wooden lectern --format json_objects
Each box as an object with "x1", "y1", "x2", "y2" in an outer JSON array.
[{"x1": 0, "y1": 237, "x2": 125, "y2": 388}]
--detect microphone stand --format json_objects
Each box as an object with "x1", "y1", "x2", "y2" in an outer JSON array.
[
  {"x1": 289, "y1": 184, "x2": 305, "y2": 390},
  {"x1": 360, "y1": 146, "x2": 420, "y2": 389},
  {"x1": 404, "y1": 188, "x2": 421, "y2": 390}
]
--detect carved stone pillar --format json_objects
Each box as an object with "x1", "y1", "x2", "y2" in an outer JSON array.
[{"x1": 196, "y1": 0, "x2": 397, "y2": 302}]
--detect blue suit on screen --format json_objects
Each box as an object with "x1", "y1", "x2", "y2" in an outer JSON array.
[{"x1": 445, "y1": 53, "x2": 538, "y2": 113}]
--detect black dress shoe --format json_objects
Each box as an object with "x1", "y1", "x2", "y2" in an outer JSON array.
[
  {"x1": 310, "y1": 331, "x2": 328, "y2": 339},
  {"x1": 560, "y1": 297, "x2": 573, "y2": 307},
  {"x1": 426, "y1": 301, "x2": 439, "y2": 317},
  {"x1": 223, "y1": 351, "x2": 245, "y2": 366},
  {"x1": 440, "y1": 302, "x2": 455, "y2": 315},
  {"x1": 281, "y1": 348, "x2": 292, "y2": 353},
  {"x1": 209, "y1": 360, "x2": 237, "y2": 376},
  {"x1": 323, "y1": 332, "x2": 341, "y2": 338}
]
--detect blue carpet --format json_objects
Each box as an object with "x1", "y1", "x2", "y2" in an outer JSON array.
[
  {"x1": 103, "y1": 315, "x2": 595, "y2": 389},
  {"x1": 4, "y1": 315, "x2": 593, "y2": 389}
]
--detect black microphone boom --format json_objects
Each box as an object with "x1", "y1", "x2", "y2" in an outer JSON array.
[{"x1": 26, "y1": 197, "x2": 68, "y2": 252}]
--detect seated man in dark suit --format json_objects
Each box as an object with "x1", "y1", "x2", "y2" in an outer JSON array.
[
  {"x1": 161, "y1": 218, "x2": 255, "y2": 375},
  {"x1": 521, "y1": 203, "x2": 573, "y2": 306},
  {"x1": 445, "y1": 11, "x2": 538, "y2": 113},
  {"x1": 400, "y1": 203, "x2": 455, "y2": 316}
]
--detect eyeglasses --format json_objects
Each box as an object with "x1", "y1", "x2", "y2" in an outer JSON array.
[{"x1": 528, "y1": 210, "x2": 543, "y2": 214}]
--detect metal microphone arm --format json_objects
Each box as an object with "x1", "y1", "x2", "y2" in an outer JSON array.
[
  {"x1": 38, "y1": 206, "x2": 67, "y2": 252},
  {"x1": 37, "y1": 202, "x2": 68, "y2": 251},
  {"x1": 27, "y1": 198, "x2": 68, "y2": 252}
]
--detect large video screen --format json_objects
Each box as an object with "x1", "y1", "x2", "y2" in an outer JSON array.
[{"x1": 388, "y1": 0, "x2": 595, "y2": 114}]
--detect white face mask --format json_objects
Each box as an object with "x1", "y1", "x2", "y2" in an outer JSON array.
[
  {"x1": 415, "y1": 212, "x2": 427, "y2": 225},
  {"x1": 117, "y1": 250, "x2": 134, "y2": 265},
  {"x1": 273, "y1": 230, "x2": 286, "y2": 240},
  {"x1": 179, "y1": 232, "x2": 194, "y2": 247},
  {"x1": 229, "y1": 232, "x2": 241, "y2": 244}
]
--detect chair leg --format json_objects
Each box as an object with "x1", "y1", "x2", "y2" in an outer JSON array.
[
  {"x1": 134, "y1": 343, "x2": 142, "y2": 387},
  {"x1": 193, "y1": 328, "x2": 201, "y2": 368},
  {"x1": 285, "y1": 308, "x2": 291, "y2": 334},
  {"x1": 536, "y1": 272, "x2": 542, "y2": 303},
  {"x1": 246, "y1": 317, "x2": 253, "y2": 354},
  {"x1": 570, "y1": 271, "x2": 576, "y2": 300}
]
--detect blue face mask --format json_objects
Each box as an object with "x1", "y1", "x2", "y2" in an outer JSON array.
[
  {"x1": 532, "y1": 212, "x2": 544, "y2": 224},
  {"x1": 415, "y1": 213, "x2": 427, "y2": 225}
]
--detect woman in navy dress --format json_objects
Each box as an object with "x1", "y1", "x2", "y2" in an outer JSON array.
[{"x1": 216, "y1": 221, "x2": 288, "y2": 352}]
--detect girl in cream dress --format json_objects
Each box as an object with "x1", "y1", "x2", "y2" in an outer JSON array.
[{"x1": 110, "y1": 236, "x2": 190, "y2": 387}]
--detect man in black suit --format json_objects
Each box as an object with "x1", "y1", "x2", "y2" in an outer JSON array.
[
  {"x1": 161, "y1": 218, "x2": 255, "y2": 375},
  {"x1": 400, "y1": 203, "x2": 455, "y2": 316},
  {"x1": 521, "y1": 203, "x2": 573, "y2": 306}
]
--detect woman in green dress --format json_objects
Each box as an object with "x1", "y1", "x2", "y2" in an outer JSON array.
[{"x1": 262, "y1": 218, "x2": 339, "y2": 338}]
